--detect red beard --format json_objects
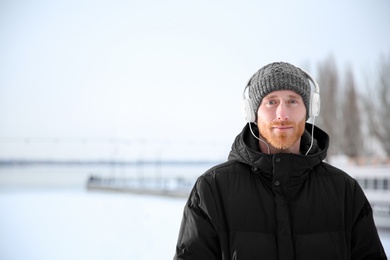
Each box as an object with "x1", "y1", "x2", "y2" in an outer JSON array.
[{"x1": 259, "y1": 119, "x2": 306, "y2": 150}]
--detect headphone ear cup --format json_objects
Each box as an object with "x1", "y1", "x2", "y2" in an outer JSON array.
[
  {"x1": 242, "y1": 98, "x2": 256, "y2": 122},
  {"x1": 310, "y1": 92, "x2": 320, "y2": 117}
]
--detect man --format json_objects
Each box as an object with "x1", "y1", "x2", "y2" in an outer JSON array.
[{"x1": 174, "y1": 62, "x2": 387, "y2": 260}]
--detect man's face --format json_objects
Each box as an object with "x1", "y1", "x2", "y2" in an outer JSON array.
[{"x1": 256, "y1": 90, "x2": 306, "y2": 151}]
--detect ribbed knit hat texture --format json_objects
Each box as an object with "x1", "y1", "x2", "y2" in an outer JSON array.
[{"x1": 248, "y1": 62, "x2": 311, "y2": 120}]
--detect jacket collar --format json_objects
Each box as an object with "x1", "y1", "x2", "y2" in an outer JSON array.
[{"x1": 228, "y1": 123, "x2": 329, "y2": 175}]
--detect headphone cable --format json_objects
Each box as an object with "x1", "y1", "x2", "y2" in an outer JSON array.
[
  {"x1": 305, "y1": 117, "x2": 316, "y2": 155},
  {"x1": 248, "y1": 123, "x2": 270, "y2": 154}
]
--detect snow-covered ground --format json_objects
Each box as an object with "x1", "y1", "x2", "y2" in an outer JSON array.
[{"x1": 0, "y1": 189, "x2": 186, "y2": 260}]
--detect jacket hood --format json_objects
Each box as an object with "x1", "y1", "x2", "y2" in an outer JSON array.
[{"x1": 228, "y1": 123, "x2": 329, "y2": 174}]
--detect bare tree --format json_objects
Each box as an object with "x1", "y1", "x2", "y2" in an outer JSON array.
[
  {"x1": 342, "y1": 67, "x2": 362, "y2": 158},
  {"x1": 316, "y1": 56, "x2": 341, "y2": 157},
  {"x1": 364, "y1": 55, "x2": 390, "y2": 157}
]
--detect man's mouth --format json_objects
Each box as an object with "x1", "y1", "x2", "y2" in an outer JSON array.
[{"x1": 272, "y1": 125, "x2": 294, "y2": 131}]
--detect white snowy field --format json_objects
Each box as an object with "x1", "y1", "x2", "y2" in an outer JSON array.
[{"x1": 0, "y1": 189, "x2": 186, "y2": 260}]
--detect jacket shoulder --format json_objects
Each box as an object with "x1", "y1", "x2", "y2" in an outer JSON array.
[
  {"x1": 318, "y1": 161, "x2": 355, "y2": 180},
  {"x1": 316, "y1": 162, "x2": 367, "y2": 204},
  {"x1": 201, "y1": 160, "x2": 248, "y2": 179},
  {"x1": 192, "y1": 161, "x2": 249, "y2": 192}
]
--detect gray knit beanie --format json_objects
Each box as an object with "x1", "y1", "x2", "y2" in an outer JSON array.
[{"x1": 248, "y1": 62, "x2": 311, "y2": 120}]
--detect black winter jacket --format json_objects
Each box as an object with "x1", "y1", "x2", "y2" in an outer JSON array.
[{"x1": 174, "y1": 123, "x2": 387, "y2": 260}]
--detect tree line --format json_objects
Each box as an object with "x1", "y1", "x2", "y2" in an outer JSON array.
[{"x1": 314, "y1": 54, "x2": 390, "y2": 163}]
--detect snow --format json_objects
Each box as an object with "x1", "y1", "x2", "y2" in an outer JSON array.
[{"x1": 0, "y1": 189, "x2": 186, "y2": 260}]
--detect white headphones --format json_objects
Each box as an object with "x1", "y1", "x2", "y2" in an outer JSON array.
[{"x1": 242, "y1": 68, "x2": 321, "y2": 123}]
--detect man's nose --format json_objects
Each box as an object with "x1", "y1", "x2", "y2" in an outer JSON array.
[{"x1": 276, "y1": 102, "x2": 289, "y2": 121}]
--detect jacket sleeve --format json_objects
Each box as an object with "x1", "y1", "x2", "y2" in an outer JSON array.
[
  {"x1": 174, "y1": 176, "x2": 221, "y2": 260},
  {"x1": 350, "y1": 182, "x2": 387, "y2": 260}
]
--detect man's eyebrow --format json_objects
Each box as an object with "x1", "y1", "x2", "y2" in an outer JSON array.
[{"x1": 263, "y1": 94, "x2": 278, "y2": 99}]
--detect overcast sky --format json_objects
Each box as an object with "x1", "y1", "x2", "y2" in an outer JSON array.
[{"x1": 0, "y1": 0, "x2": 389, "y2": 160}]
